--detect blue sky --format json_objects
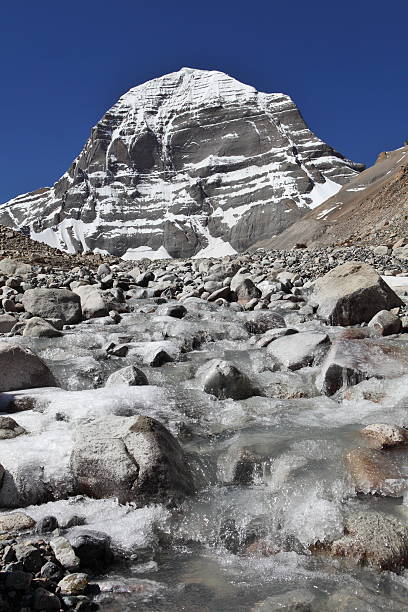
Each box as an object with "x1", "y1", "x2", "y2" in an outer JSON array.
[{"x1": 1, "y1": 0, "x2": 407, "y2": 203}]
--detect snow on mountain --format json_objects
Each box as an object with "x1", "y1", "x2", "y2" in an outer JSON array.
[{"x1": 0, "y1": 68, "x2": 364, "y2": 258}]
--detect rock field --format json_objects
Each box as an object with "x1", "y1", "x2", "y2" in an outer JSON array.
[{"x1": 2, "y1": 245, "x2": 408, "y2": 610}]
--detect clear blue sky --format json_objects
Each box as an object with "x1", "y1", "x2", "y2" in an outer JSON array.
[{"x1": 1, "y1": 0, "x2": 407, "y2": 203}]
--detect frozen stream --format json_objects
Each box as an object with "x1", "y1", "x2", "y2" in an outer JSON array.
[{"x1": 2, "y1": 299, "x2": 408, "y2": 610}]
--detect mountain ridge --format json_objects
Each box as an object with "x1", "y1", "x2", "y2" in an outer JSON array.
[{"x1": 0, "y1": 68, "x2": 363, "y2": 258}]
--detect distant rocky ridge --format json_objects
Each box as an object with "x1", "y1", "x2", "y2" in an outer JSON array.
[
  {"x1": 0, "y1": 68, "x2": 363, "y2": 258},
  {"x1": 256, "y1": 145, "x2": 408, "y2": 250}
]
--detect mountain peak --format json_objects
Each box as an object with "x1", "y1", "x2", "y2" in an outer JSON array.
[{"x1": 0, "y1": 70, "x2": 363, "y2": 259}]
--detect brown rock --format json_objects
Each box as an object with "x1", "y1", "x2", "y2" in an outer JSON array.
[
  {"x1": 345, "y1": 448, "x2": 406, "y2": 497},
  {"x1": 0, "y1": 512, "x2": 35, "y2": 532},
  {"x1": 360, "y1": 424, "x2": 408, "y2": 449}
]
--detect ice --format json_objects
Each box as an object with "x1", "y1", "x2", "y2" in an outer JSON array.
[{"x1": 21, "y1": 497, "x2": 169, "y2": 554}]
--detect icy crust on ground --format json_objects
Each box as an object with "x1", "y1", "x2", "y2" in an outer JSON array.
[{"x1": 0, "y1": 68, "x2": 362, "y2": 258}]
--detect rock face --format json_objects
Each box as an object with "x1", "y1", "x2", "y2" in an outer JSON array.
[
  {"x1": 311, "y1": 262, "x2": 403, "y2": 326},
  {"x1": 71, "y1": 415, "x2": 194, "y2": 506},
  {"x1": 0, "y1": 68, "x2": 362, "y2": 258}
]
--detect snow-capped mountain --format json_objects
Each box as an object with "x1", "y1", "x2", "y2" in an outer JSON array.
[{"x1": 0, "y1": 68, "x2": 364, "y2": 258}]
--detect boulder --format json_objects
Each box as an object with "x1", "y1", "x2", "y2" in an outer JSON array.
[
  {"x1": 0, "y1": 344, "x2": 58, "y2": 392},
  {"x1": 345, "y1": 448, "x2": 406, "y2": 497},
  {"x1": 105, "y1": 365, "x2": 148, "y2": 387},
  {"x1": 58, "y1": 573, "x2": 89, "y2": 595},
  {"x1": 50, "y1": 536, "x2": 80, "y2": 571},
  {"x1": 70, "y1": 530, "x2": 114, "y2": 572},
  {"x1": 71, "y1": 415, "x2": 194, "y2": 506},
  {"x1": 235, "y1": 279, "x2": 262, "y2": 305},
  {"x1": 73, "y1": 285, "x2": 125, "y2": 319},
  {"x1": 22, "y1": 288, "x2": 82, "y2": 324},
  {"x1": 22, "y1": 317, "x2": 63, "y2": 338},
  {"x1": 316, "y1": 338, "x2": 408, "y2": 396},
  {"x1": 311, "y1": 262, "x2": 403, "y2": 326},
  {"x1": 156, "y1": 303, "x2": 187, "y2": 318},
  {"x1": 0, "y1": 512, "x2": 35, "y2": 532},
  {"x1": 0, "y1": 416, "x2": 26, "y2": 439},
  {"x1": 255, "y1": 327, "x2": 298, "y2": 348},
  {"x1": 330, "y1": 512, "x2": 408, "y2": 571},
  {"x1": 197, "y1": 359, "x2": 260, "y2": 400},
  {"x1": 266, "y1": 331, "x2": 330, "y2": 371},
  {"x1": 0, "y1": 313, "x2": 17, "y2": 334},
  {"x1": 368, "y1": 309, "x2": 402, "y2": 336},
  {"x1": 360, "y1": 424, "x2": 408, "y2": 449},
  {"x1": 240, "y1": 311, "x2": 286, "y2": 334}
]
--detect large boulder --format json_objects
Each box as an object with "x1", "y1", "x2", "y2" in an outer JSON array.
[
  {"x1": 0, "y1": 344, "x2": 58, "y2": 392},
  {"x1": 330, "y1": 512, "x2": 408, "y2": 571},
  {"x1": 266, "y1": 331, "x2": 330, "y2": 371},
  {"x1": 70, "y1": 415, "x2": 194, "y2": 506},
  {"x1": 197, "y1": 359, "x2": 260, "y2": 400},
  {"x1": 22, "y1": 289, "x2": 82, "y2": 324},
  {"x1": 311, "y1": 262, "x2": 403, "y2": 326},
  {"x1": 73, "y1": 285, "x2": 126, "y2": 319}
]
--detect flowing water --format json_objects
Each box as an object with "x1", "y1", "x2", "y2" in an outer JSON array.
[{"x1": 3, "y1": 303, "x2": 408, "y2": 610}]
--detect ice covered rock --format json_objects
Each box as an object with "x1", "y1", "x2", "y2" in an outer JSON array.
[
  {"x1": 360, "y1": 424, "x2": 408, "y2": 449},
  {"x1": 0, "y1": 344, "x2": 58, "y2": 392},
  {"x1": 266, "y1": 331, "x2": 330, "y2": 370},
  {"x1": 368, "y1": 309, "x2": 402, "y2": 336},
  {"x1": 22, "y1": 288, "x2": 82, "y2": 324},
  {"x1": 330, "y1": 512, "x2": 408, "y2": 571},
  {"x1": 197, "y1": 359, "x2": 260, "y2": 400},
  {"x1": 104, "y1": 365, "x2": 148, "y2": 387},
  {"x1": 155, "y1": 303, "x2": 187, "y2": 318},
  {"x1": 311, "y1": 262, "x2": 403, "y2": 326},
  {"x1": 0, "y1": 416, "x2": 26, "y2": 439},
  {"x1": 316, "y1": 338, "x2": 408, "y2": 396},
  {"x1": 71, "y1": 415, "x2": 194, "y2": 506},
  {"x1": 22, "y1": 316, "x2": 63, "y2": 338}
]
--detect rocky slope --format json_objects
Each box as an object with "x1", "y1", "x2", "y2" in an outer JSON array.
[
  {"x1": 255, "y1": 144, "x2": 408, "y2": 249},
  {"x1": 0, "y1": 68, "x2": 363, "y2": 258}
]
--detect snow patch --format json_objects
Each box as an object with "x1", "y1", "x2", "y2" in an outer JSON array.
[{"x1": 121, "y1": 245, "x2": 172, "y2": 261}]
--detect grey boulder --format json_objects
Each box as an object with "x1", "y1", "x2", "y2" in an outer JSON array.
[
  {"x1": 105, "y1": 365, "x2": 148, "y2": 387},
  {"x1": 311, "y1": 262, "x2": 403, "y2": 326},
  {"x1": 197, "y1": 359, "x2": 260, "y2": 400},
  {"x1": 0, "y1": 344, "x2": 58, "y2": 392},
  {"x1": 266, "y1": 331, "x2": 330, "y2": 371},
  {"x1": 71, "y1": 415, "x2": 194, "y2": 506},
  {"x1": 22, "y1": 288, "x2": 82, "y2": 324},
  {"x1": 22, "y1": 317, "x2": 63, "y2": 338}
]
